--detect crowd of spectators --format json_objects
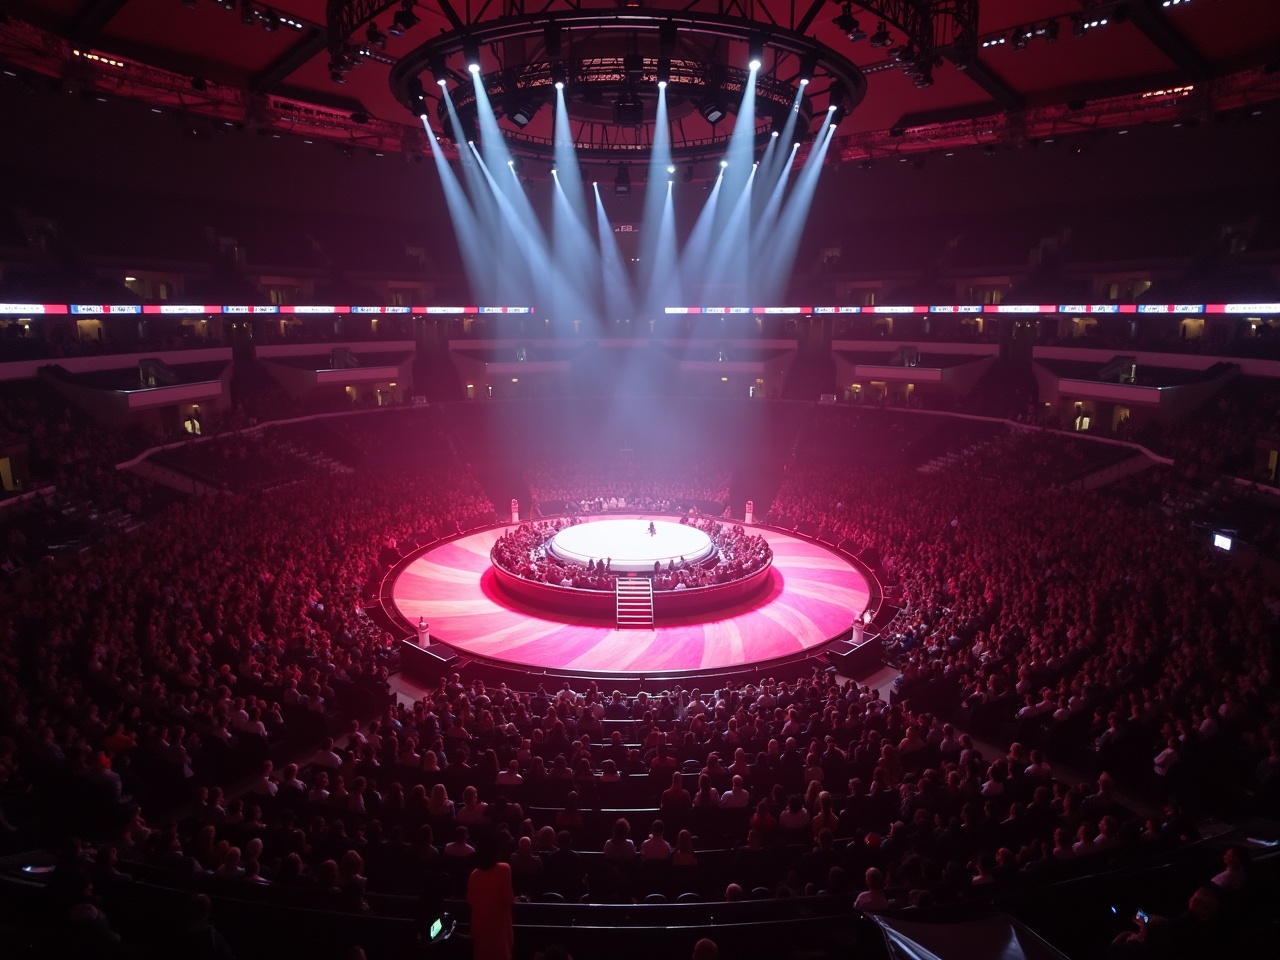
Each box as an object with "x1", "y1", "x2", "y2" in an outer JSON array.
[
  {"x1": 491, "y1": 519, "x2": 618, "y2": 590},
  {"x1": 0, "y1": 467, "x2": 497, "y2": 843},
  {"x1": 768, "y1": 455, "x2": 1278, "y2": 819},
  {"x1": 42, "y1": 664, "x2": 1267, "y2": 959},
  {"x1": 152, "y1": 429, "x2": 345, "y2": 494},
  {"x1": 1, "y1": 401, "x2": 1277, "y2": 959},
  {"x1": 525, "y1": 458, "x2": 731, "y2": 513},
  {"x1": 1120, "y1": 378, "x2": 1280, "y2": 484},
  {"x1": 490, "y1": 517, "x2": 772, "y2": 593}
]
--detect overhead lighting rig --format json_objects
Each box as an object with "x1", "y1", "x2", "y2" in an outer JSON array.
[
  {"x1": 832, "y1": 4, "x2": 866, "y2": 43},
  {"x1": 387, "y1": 1, "x2": 419, "y2": 39}
]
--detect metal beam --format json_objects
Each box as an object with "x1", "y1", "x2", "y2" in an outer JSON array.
[
  {"x1": 1121, "y1": 0, "x2": 1212, "y2": 81},
  {"x1": 794, "y1": 0, "x2": 829, "y2": 36},
  {"x1": 952, "y1": 55, "x2": 1024, "y2": 110},
  {"x1": 435, "y1": 0, "x2": 468, "y2": 33},
  {"x1": 250, "y1": 27, "x2": 330, "y2": 95},
  {"x1": 68, "y1": 0, "x2": 130, "y2": 45}
]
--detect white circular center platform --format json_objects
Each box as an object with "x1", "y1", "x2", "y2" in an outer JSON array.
[{"x1": 548, "y1": 518, "x2": 716, "y2": 573}]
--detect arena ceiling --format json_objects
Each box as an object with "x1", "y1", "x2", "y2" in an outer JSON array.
[{"x1": 5, "y1": 0, "x2": 1280, "y2": 152}]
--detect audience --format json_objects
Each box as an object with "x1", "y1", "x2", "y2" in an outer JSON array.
[{"x1": 1, "y1": 399, "x2": 1276, "y2": 960}]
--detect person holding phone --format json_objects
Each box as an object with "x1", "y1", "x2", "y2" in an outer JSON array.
[{"x1": 1109, "y1": 886, "x2": 1222, "y2": 957}]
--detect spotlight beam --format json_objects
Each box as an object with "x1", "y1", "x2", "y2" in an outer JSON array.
[
  {"x1": 641, "y1": 177, "x2": 682, "y2": 317},
  {"x1": 678, "y1": 173, "x2": 723, "y2": 307},
  {"x1": 594, "y1": 184, "x2": 635, "y2": 321},
  {"x1": 750, "y1": 141, "x2": 799, "y2": 292},
  {"x1": 422, "y1": 115, "x2": 492, "y2": 301},
  {"x1": 760, "y1": 87, "x2": 803, "y2": 187},
  {"x1": 704, "y1": 162, "x2": 757, "y2": 306},
  {"x1": 553, "y1": 87, "x2": 588, "y2": 224},
  {"x1": 754, "y1": 123, "x2": 837, "y2": 302}
]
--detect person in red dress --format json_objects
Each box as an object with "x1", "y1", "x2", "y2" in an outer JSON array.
[{"x1": 466, "y1": 835, "x2": 514, "y2": 960}]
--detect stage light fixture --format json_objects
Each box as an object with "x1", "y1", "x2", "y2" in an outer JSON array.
[
  {"x1": 1011, "y1": 27, "x2": 1028, "y2": 51},
  {"x1": 833, "y1": 3, "x2": 865, "y2": 42},
  {"x1": 798, "y1": 53, "x2": 816, "y2": 86},
  {"x1": 614, "y1": 164, "x2": 631, "y2": 196},
  {"x1": 510, "y1": 99, "x2": 542, "y2": 127},
  {"x1": 657, "y1": 57, "x2": 671, "y2": 88},
  {"x1": 407, "y1": 76, "x2": 426, "y2": 114},
  {"x1": 1072, "y1": 14, "x2": 1109, "y2": 36},
  {"x1": 981, "y1": 35, "x2": 1007, "y2": 49},
  {"x1": 1043, "y1": 19, "x2": 1060, "y2": 43},
  {"x1": 614, "y1": 96, "x2": 644, "y2": 126},
  {"x1": 551, "y1": 62, "x2": 567, "y2": 90},
  {"x1": 543, "y1": 23, "x2": 562, "y2": 58},
  {"x1": 869, "y1": 20, "x2": 891, "y2": 48},
  {"x1": 747, "y1": 34, "x2": 765, "y2": 71},
  {"x1": 624, "y1": 53, "x2": 644, "y2": 83},
  {"x1": 463, "y1": 38, "x2": 481, "y2": 73},
  {"x1": 241, "y1": 2, "x2": 255, "y2": 27},
  {"x1": 261, "y1": 12, "x2": 278, "y2": 32},
  {"x1": 431, "y1": 55, "x2": 449, "y2": 87},
  {"x1": 366, "y1": 22, "x2": 388, "y2": 51},
  {"x1": 719, "y1": 159, "x2": 729, "y2": 168},
  {"x1": 666, "y1": 163, "x2": 676, "y2": 174},
  {"x1": 388, "y1": 1, "x2": 419, "y2": 38},
  {"x1": 698, "y1": 94, "x2": 727, "y2": 124}
]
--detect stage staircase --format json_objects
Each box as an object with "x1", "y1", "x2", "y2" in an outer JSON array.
[{"x1": 615, "y1": 577, "x2": 654, "y2": 629}]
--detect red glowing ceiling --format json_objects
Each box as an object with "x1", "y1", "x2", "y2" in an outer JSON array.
[{"x1": 10, "y1": 0, "x2": 1279, "y2": 135}]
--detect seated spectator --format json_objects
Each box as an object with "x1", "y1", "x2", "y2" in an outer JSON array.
[
  {"x1": 854, "y1": 868, "x2": 889, "y2": 913},
  {"x1": 247, "y1": 761, "x2": 277, "y2": 797},
  {"x1": 1211, "y1": 845, "x2": 1248, "y2": 892},
  {"x1": 444, "y1": 827, "x2": 476, "y2": 859},
  {"x1": 603, "y1": 819, "x2": 636, "y2": 861},
  {"x1": 427, "y1": 784, "x2": 455, "y2": 819},
  {"x1": 672, "y1": 830, "x2": 698, "y2": 868},
  {"x1": 641, "y1": 821, "x2": 673, "y2": 861},
  {"x1": 719, "y1": 775, "x2": 751, "y2": 809}
]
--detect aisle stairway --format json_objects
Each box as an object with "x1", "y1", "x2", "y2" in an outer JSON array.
[{"x1": 615, "y1": 577, "x2": 654, "y2": 629}]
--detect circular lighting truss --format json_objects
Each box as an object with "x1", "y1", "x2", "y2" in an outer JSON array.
[{"x1": 381, "y1": 9, "x2": 869, "y2": 164}]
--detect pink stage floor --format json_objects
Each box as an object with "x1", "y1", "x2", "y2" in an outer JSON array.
[{"x1": 390, "y1": 517, "x2": 872, "y2": 675}]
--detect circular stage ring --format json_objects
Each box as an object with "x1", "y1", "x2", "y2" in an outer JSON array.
[
  {"x1": 525, "y1": 518, "x2": 718, "y2": 574},
  {"x1": 385, "y1": 517, "x2": 879, "y2": 683}
]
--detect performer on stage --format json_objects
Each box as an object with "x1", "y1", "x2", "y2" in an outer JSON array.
[{"x1": 647, "y1": 521, "x2": 657, "y2": 537}]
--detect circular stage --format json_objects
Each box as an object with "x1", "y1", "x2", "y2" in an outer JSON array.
[
  {"x1": 547, "y1": 518, "x2": 716, "y2": 572},
  {"x1": 389, "y1": 516, "x2": 873, "y2": 677}
]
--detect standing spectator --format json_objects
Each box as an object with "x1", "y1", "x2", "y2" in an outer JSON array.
[{"x1": 467, "y1": 835, "x2": 515, "y2": 960}]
